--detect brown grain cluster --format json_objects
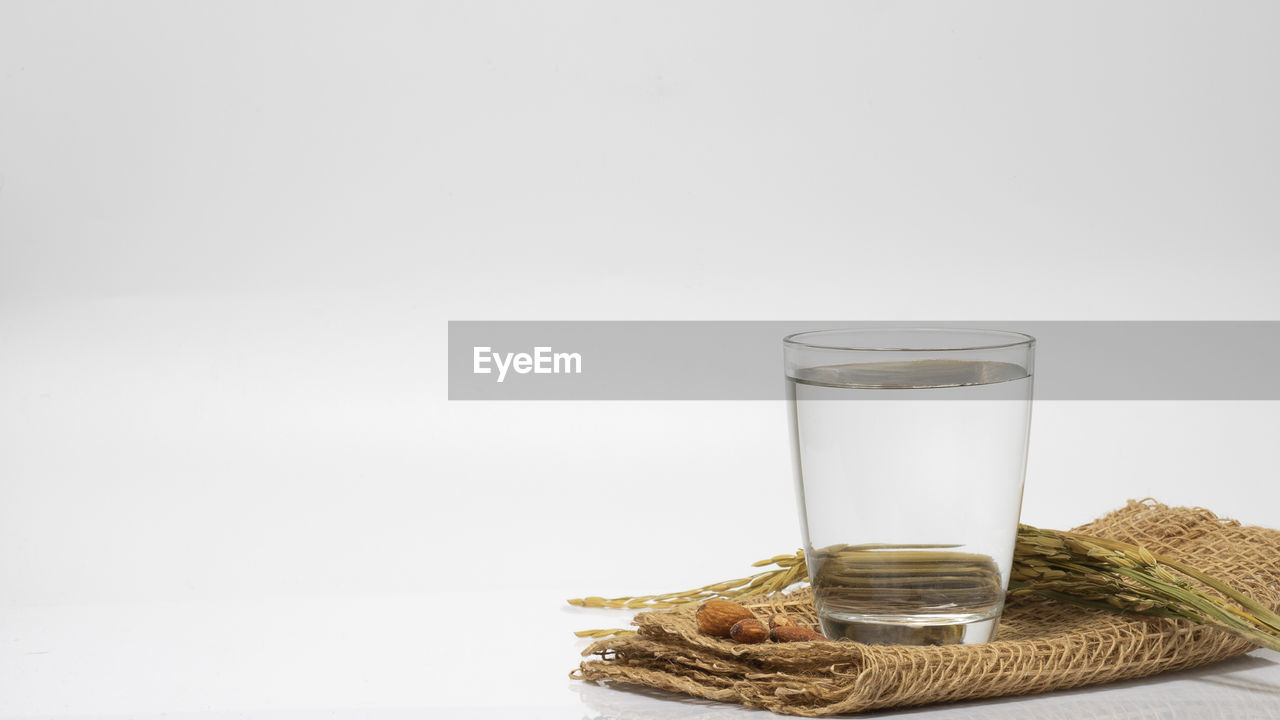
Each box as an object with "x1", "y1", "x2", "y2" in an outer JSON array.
[{"x1": 697, "y1": 599, "x2": 830, "y2": 644}]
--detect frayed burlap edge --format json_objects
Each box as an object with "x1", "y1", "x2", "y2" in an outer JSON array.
[{"x1": 573, "y1": 500, "x2": 1280, "y2": 716}]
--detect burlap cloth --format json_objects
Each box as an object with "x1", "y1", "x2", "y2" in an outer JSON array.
[{"x1": 574, "y1": 500, "x2": 1280, "y2": 716}]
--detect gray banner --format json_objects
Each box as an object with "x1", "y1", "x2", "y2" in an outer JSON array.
[{"x1": 447, "y1": 322, "x2": 1280, "y2": 400}]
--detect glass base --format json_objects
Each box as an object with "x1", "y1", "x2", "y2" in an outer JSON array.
[{"x1": 818, "y1": 612, "x2": 1001, "y2": 646}]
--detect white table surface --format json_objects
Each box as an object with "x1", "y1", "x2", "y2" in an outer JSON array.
[{"x1": 3, "y1": 592, "x2": 1278, "y2": 719}]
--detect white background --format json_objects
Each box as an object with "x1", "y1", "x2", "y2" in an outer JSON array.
[{"x1": 2, "y1": 1, "x2": 1279, "y2": 717}]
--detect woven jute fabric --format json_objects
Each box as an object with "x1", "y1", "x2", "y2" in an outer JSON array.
[{"x1": 574, "y1": 500, "x2": 1280, "y2": 716}]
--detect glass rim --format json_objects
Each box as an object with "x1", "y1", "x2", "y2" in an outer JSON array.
[{"x1": 783, "y1": 327, "x2": 1036, "y2": 352}]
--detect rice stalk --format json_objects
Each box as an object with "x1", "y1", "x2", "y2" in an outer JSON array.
[{"x1": 569, "y1": 524, "x2": 1280, "y2": 652}]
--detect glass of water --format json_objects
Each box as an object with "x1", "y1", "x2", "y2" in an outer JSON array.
[{"x1": 784, "y1": 328, "x2": 1034, "y2": 645}]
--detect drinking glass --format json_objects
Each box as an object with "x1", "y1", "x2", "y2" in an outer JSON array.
[{"x1": 784, "y1": 328, "x2": 1035, "y2": 645}]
